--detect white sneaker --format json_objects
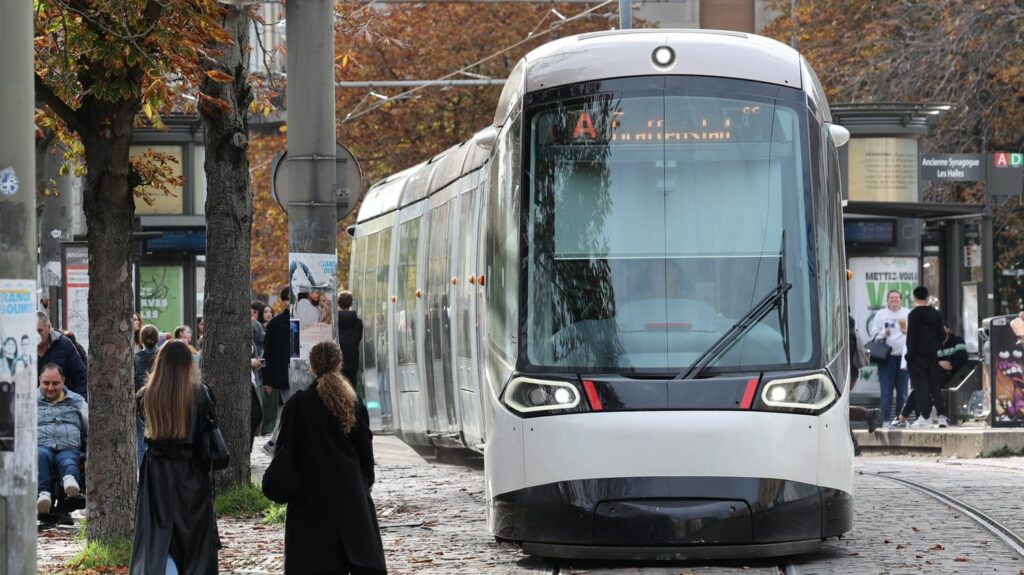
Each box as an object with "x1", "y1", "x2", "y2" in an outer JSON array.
[
  {"x1": 37, "y1": 492, "x2": 51, "y2": 514},
  {"x1": 890, "y1": 418, "x2": 906, "y2": 428},
  {"x1": 62, "y1": 475, "x2": 80, "y2": 497},
  {"x1": 910, "y1": 416, "x2": 931, "y2": 428},
  {"x1": 937, "y1": 415, "x2": 949, "y2": 428}
]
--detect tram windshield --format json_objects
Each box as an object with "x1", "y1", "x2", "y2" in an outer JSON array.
[{"x1": 523, "y1": 79, "x2": 817, "y2": 374}]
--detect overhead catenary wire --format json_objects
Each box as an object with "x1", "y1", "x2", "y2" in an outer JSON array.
[{"x1": 338, "y1": 0, "x2": 617, "y2": 123}]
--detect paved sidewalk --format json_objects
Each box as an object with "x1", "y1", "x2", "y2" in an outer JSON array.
[{"x1": 38, "y1": 434, "x2": 536, "y2": 574}]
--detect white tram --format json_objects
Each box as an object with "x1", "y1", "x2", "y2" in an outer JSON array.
[{"x1": 349, "y1": 29, "x2": 853, "y2": 559}]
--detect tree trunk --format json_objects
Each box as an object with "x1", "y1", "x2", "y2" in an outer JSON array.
[
  {"x1": 200, "y1": 5, "x2": 254, "y2": 489},
  {"x1": 82, "y1": 106, "x2": 140, "y2": 542}
]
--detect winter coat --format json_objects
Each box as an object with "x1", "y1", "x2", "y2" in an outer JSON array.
[
  {"x1": 130, "y1": 385, "x2": 219, "y2": 575},
  {"x1": 134, "y1": 346, "x2": 158, "y2": 392},
  {"x1": 277, "y1": 381, "x2": 386, "y2": 574},
  {"x1": 37, "y1": 388, "x2": 88, "y2": 452},
  {"x1": 38, "y1": 330, "x2": 88, "y2": 400},
  {"x1": 263, "y1": 310, "x2": 291, "y2": 391},
  {"x1": 938, "y1": 333, "x2": 969, "y2": 374},
  {"x1": 906, "y1": 304, "x2": 945, "y2": 364},
  {"x1": 337, "y1": 310, "x2": 363, "y2": 383}
]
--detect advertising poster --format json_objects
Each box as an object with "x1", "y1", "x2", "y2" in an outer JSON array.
[
  {"x1": 63, "y1": 244, "x2": 90, "y2": 351},
  {"x1": 289, "y1": 252, "x2": 337, "y2": 359},
  {"x1": 990, "y1": 314, "x2": 1024, "y2": 427},
  {"x1": 140, "y1": 266, "x2": 183, "y2": 334},
  {"x1": 0, "y1": 279, "x2": 39, "y2": 451},
  {"x1": 848, "y1": 257, "x2": 919, "y2": 395}
]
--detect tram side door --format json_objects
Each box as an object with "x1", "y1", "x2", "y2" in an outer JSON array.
[
  {"x1": 423, "y1": 201, "x2": 460, "y2": 445},
  {"x1": 454, "y1": 186, "x2": 485, "y2": 450}
]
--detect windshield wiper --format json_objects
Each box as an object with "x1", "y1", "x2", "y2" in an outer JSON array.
[{"x1": 674, "y1": 281, "x2": 792, "y2": 380}]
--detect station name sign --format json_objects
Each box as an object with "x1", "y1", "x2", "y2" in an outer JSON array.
[{"x1": 920, "y1": 154, "x2": 983, "y2": 182}]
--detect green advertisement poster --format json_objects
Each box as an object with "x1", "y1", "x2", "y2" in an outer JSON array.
[{"x1": 140, "y1": 266, "x2": 183, "y2": 334}]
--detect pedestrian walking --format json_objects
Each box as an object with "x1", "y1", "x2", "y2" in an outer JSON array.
[
  {"x1": 337, "y1": 290, "x2": 363, "y2": 390},
  {"x1": 269, "y1": 340, "x2": 385, "y2": 574},
  {"x1": 868, "y1": 291, "x2": 910, "y2": 424},
  {"x1": 134, "y1": 325, "x2": 160, "y2": 466},
  {"x1": 130, "y1": 340, "x2": 221, "y2": 575},
  {"x1": 256, "y1": 302, "x2": 279, "y2": 435},
  {"x1": 262, "y1": 287, "x2": 292, "y2": 455},
  {"x1": 848, "y1": 314, "x2": 880, "y2": 455},
  {"x1": 905, "y1": 286, "x2": 948, "y2": 428},
  {"x1": 133, "y1": 312, "x2": 143, "y2": 353}
]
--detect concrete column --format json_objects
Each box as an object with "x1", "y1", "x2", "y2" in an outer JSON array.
[
  {"x1": 0, "y1": 1, "x2": 38, "y2": 573},
  {"x1": 286, "y1": 0, "x2": 338, "y2": 390}
]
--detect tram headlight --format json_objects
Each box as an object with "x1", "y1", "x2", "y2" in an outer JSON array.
[
  {"x1": 503, "y1": 377, "x2": 583, "y2": 415},
  {"x1": 760, "y1": 373, "x2": 837, "y2": 413}
]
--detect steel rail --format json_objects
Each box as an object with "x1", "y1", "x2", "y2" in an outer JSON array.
[{"x1": 863, "y1": 471, "x2": 1024, "y2": 558}]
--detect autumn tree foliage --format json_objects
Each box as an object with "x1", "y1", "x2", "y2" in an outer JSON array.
[
  {"x1": 250, "y1": 3, "x2": 624, "y2": 295},
  {"x1": 34, "y1": 0, "x2": 229, "y2": 542},
  {"x1": 762, "y1": 0, "x2": 1024, "y2": 307}
]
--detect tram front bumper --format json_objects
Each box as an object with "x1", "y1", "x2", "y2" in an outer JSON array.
[{"x1": 492, "y1": 476, "x2": 851, "y2": 559}]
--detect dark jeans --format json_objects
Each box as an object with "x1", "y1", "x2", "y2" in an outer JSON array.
[
  {"x1": 908, "y1": 358, "x2": 947, "y2": 418},
  {"x1": 877, "y1": 354, "x2": 909, "y2": 420},
  {"x1": 136, "y1": 416, "x2": 146, "y2": 468},
  {"x1": 38, "y1": 446, "x2": 82, "y2": 494}
]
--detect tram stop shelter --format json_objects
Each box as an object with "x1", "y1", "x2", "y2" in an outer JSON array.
[{"x1": 837, "y1": 103, "x2": 1024, "y2": 455}]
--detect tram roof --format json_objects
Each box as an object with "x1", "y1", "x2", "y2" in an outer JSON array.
[{"x1": 519, "y1": 29, "x2": 803, "y2": 95}]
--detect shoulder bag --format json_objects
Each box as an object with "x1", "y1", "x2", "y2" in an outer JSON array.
[
  {"x1": 864, "y1": 338, "x2": 892, "y2": 364},
  {"x1": 198, "y1": 385, "x2": 230, "y2": 471},
  {"x1": 262, "y1": 446, "x2": 299, "y2": 504}
]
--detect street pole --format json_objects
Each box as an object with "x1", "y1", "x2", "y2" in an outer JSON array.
[
  {"x1": 619, "y1": 0, "x2": 631, "y2": 29},
  {"x1": 286, "y1": 0, "x2": 338, "y2": 391},
  {"x1": 982, "y1": 132, "x2": 995, "y2": 319},
  {"x1": 0, "y1": 1, "x2": 38, "y2": 573}
]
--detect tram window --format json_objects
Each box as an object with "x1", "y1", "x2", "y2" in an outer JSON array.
[
  {"x1": 457, "y1": 191, "x2": 475, "y2": 359},
  {"x1": 525, "y1": 89, "x2": 814, "y2": 372},
  {"x1": 361, "y1": 232, "x2": 379, "y2": 369},
  {"x1": 396, "y1": 218, "x2": 420, "y2": 366},
  {"x1": 487, "y1": 116, "x2": 521, "y2": 359},
  {"x1": 376, "y1": 227, "x2": 393, "y2": 369}
]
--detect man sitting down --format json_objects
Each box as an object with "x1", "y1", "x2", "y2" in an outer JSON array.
[{"x1": 37, "y1": 363, "x2": 88, "y2": 514}]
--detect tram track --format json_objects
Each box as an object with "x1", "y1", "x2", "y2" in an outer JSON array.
[{"x1": 862, "y1": 470, "x2": 1024, "y2": 558}]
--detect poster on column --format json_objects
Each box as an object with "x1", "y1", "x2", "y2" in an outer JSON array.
[
  {"x1": 0, "y1": 279, "x2": 38, "y2": 451},
  {"x1": 63, "y1": 243, "x2": 90, "y2": 351},
  {"x1": 847, "y1": 257, "x2": 919, "y2": 399},
  {"x1": 289, "y1": 252, "x2": 337, "y2": 359}
]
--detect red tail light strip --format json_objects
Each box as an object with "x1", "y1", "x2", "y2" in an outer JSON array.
[
  {"x1": 739, "y1": 377, "x2": 759, "y2": 410},
  {"x1": 582, "y1": 380, "x2": 603, "y2": 411}
]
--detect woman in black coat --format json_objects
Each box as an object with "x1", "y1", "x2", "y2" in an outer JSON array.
[
  {"x1": 130, "y1": 340, "x2": 220, "y2": 574},
  {"x1": 274, "y1": 340, "x2": 386, "y2": 574}
]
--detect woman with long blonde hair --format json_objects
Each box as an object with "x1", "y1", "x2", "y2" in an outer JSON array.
[
  {"x1": 130, "y1": 340, "x2": 221, "y2": 575},
  {"x1": 270, "y1": 340, "x2": 385, "y2": 574}
]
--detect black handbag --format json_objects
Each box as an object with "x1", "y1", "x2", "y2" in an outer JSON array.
[
  {"x1": 198, "y1": 386, "x2": 230, "y2": 471},
  {"x1": 205, "y1": 426, "x2": 230, "y2": 471},
  {"x1": 262, "y1": 446, "x2": 299, "y2": 504},
  {"x1": 864, "y1": 339, "x2": 892, "y2": 364}
]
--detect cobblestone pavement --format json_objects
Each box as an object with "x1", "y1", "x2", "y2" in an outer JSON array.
[{"x1": 36, "y1": 440, "x2": 1024, "y2": 574}]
